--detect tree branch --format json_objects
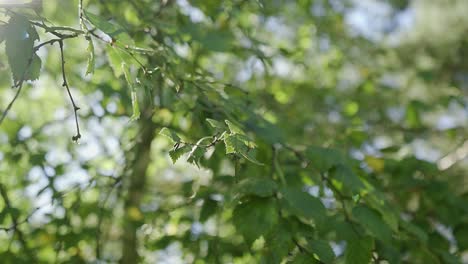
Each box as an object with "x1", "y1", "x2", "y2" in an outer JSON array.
[{"x1": 58, "y1": 40, "x2": 81, "y2": 142}]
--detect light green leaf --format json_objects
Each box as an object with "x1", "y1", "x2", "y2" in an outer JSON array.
[
  {"x1": 307, "y1": 239, "x2": 335, "y2": 263},
  {"x1": 206, "y1": 118, "x2": 226, "y2": 130},
  {"x1": 187, "y1": 144, "x2": 205, "y2": 167},
  {"x1": 122, "y1": 64, "x2": 140, "y2": 120},
  {"x1": 169, "y1": 145, "x2": 190, "y2": 164},
  {"x1": 352, "y1": 205, "x2": 392, "y2": 243},
  {"x1": 106, "y1": 46, "x2": 124, "y2": 77},
  {"x1": 345, "y1": 236, "x2": 374, "y2": 264},
  {"x1": 281, "y1": 187, "x2": 326, "y2": 224},
  {"x1": 159, "y1": 127, "x2": 181, "y2": 143},
  {"x1": 224, "y1": 134, "x2": 263, "y2": 165},
  {"x1": 232, "y1": 197, "x2": 278, "y2": 245},
  {"x1": 84, "y1": 10, "x2": 134, "y2": 46},
  {"x1": 85, "y1": 36, "x2": 95, "y2": 75},
  {"x1": 237, "y1": 177, "x2": 277, "y2": 197},
  {"x1": 225, "y1": 120, "x2": 244, "y2": 134}
]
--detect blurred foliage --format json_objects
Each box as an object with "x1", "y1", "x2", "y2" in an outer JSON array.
[{"x1": 0, "y1": 0, "x2": 467, "y2": 263}]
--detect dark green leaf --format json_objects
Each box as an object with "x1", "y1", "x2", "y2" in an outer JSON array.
[
  {"x1": 5, "y1": 15, "x2": 41, "y2": 82},
  {"x1": 352, "y1": 205, "x2": 392, "y2": 243},
  {"x1": 454, "y1": 224, "x2": 468, "y2": 250},
  {"x1": 237, "y1": 177, "x2": 277, "y2": 197},
  {"x1": 307, "y1": 239, "x2": 335, "y2": 263},
  {"x1": 262, "y1": 223, "x2": 292, "y2": 264},
  {"x1": 290, "y1": 254, "x2": 320, "y2": 264},
  {"x1": 400, "y1": 220, "x2": 428, "y2": 243},
  {"x1": 281, "y1": 186, "x2": 326, "y2": 224},
  {"x1": 232, "y1": 197, "x2": 278, "y2": 245},
  {"x1": 305, "y1": 146, "x2": 343, "y2": 173},
  {"x1": 345, "y1": 236, "x2": 374, "y2": 264},
  {"x1": 200, "y1": 198, "x2": 218, "y2": 222},
  {"x1": 330, "y1": 164, "x2": 364, "y2": 193}
]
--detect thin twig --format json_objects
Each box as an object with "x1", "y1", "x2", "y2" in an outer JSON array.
[
  {"x1": 0, "y1": 85, "x2": 24, "y2": 125},
  {"x1": 0, "y1": 51, "x2": 38, "y2": 126},
  {"x1": 58, "y1": 40, "x2": 81, "y2": 141}
]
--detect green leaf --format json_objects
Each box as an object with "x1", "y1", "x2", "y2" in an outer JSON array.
[
  {"x1": 169, "y1": 145, "x2": 191, "y2": 164},
  {"x1": 434, "y1": 249, "x2": 459, "y2": 264},
  {"x1": 345, "y1": 236, "x2": 374, "y2": 264},
  {"x1": 281, "y1": 187, "x2": 326, "y2": 224},
  {"x1": 405, "y1": 101, "x2": 422, "y2": 129},
  {"x1": 106, "y1": 46, "x2": 134, "y2": 77},
  {"x1": 106, "y1": 46, "x2": 124, "y2": 77},
  {"x1": 200, "y1": 198, "x2": 218, "y2": 222},
  {"x1": 0, "y1": 25, "x2": 5, "y2": 44},
  {"x1": 85, "y1": 36, "x2": 95, "y2": 75},
  {"x1": 187, "y1": 145, "x2": 206, "y2": 167},
  {"x1": 181, "y1": 23, "x2": 234, "y2": 52},
  {"x1": 400, "y1": 220, "x2": 428, "y2": 243},
  {"x1": 307, "y1": 239, "x2": 335, "y2": 263},
  {"x1": 225, "y1": 120, "x2": 244, "y2": 134},
  {"x1": 232, "y1": 197, "x2": 278, "y2": 245},
  {"x1": 352, "y1": 205, "x2": 392, "y2": 243},
  {"x1": 290, "y1": 254, "x2": 320, "y2": 264},
  {"x1": 330, "y1": 164, "x2": 364, "y2": 193},
  {"x1": 5, "y1": 15, "x2": 41, "y2": 83},
  {"x1": 159, "y1": 128, "x2": 181, "y2": 143},
  {"x1": 365, "y1": 194, "x2": 399, "y2": 232},
  {"x1": 237, "y1": 177, "x2": 277, "y2": 197},
  {"x1": 206, "y1": 118, "x2": 226, "y2": 131},
  {"x1": 262, "y1": 223, "x2": 292, "y2": 263},
  {"x1": 122, "y1": 64, "x2": 140, "y2": 120},
  {"x1": 224, "y1": 134, "x2": 263, "y2": 165},
  {"x1": 27, "y1": 54, "x2": 42, "y2": 81},
  {"x1": 454, "y1": 224, "x2": 468, "y2": 250},
  {"x1": 305, "y1": 146, "x2": 343, "y2": 173},
  {"x1": 84, "y1": 10, "x2": 134, "y2": 46}
]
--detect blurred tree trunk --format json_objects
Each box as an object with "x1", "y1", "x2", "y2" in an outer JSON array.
[{"x1": 119, "y1": 104, "x2": 156, "y2": 264}]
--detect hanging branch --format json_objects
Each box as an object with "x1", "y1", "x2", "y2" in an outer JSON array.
[{"x1": 58, "y1": 40, "x2": 81, "y2": 142}]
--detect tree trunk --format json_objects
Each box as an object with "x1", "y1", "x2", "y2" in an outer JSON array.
[{"x1": 119, "y1": 107, "x2": 156, "y2": 264}]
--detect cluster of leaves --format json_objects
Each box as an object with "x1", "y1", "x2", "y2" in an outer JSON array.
[{"x1": 0, "y1": 0, "x2": 467, "y2": 263}]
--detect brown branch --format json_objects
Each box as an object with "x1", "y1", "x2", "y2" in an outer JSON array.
[{"x1": 58, "y1": 40, "x2": 81, "y2": 142}]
